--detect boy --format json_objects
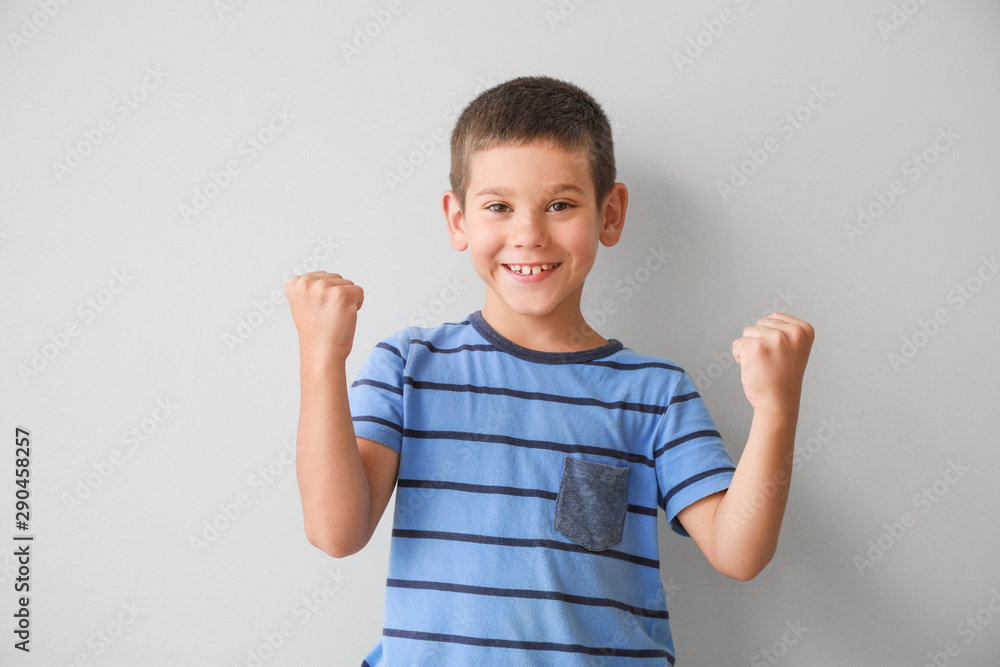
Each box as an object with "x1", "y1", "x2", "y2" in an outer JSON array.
[{"x1": 286, "y1": 75, "x2": 814, "y2": 665}]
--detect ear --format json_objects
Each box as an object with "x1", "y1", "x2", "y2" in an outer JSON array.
[
  {"x1": 442, "y1": 190, "x2": 468, "y2": 251},
  {"x1": 598, "y1": 182, "x2": 628, "y2": 247}
]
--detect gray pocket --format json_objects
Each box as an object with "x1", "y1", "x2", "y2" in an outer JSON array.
[{"x1": 553, "y1": 456, "x2": 631, "y2": 551}]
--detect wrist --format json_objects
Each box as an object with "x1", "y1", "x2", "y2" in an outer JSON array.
[
  {"x1": 299, "y1": 346, "x2": 350, "y2": 375},
  {"x1": 751, "y1": 400, "x2": 799, "y2": 428}
]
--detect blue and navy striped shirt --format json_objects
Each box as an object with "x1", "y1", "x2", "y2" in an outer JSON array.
[{"x1": 350, "y1": 311, "x2": 736, "y2": 666}]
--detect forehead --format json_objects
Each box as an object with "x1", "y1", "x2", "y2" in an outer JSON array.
[{"x1": 467, "y1": 142, "x2": 591, "y2": 194}]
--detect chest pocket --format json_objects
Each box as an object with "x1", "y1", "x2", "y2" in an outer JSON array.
[{"x1": 552, "y1": 456, "x2": 631, "y2": 551}]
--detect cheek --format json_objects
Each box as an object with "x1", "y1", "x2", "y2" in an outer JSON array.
[
  {"x1": 563, "y1": 234, "x2": 599, "y2": 264},
  {"x1": 467, "y1": 230, "x2": 502, "y2": 263}
]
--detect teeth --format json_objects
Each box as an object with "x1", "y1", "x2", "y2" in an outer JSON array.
[{"x1": 506, "y1": 263, "x2": 559, "y2": 275}]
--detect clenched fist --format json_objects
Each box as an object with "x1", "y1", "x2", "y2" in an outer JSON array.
[
  {"x1": 731, "y1": 312, "x2": 814, "y2": 413},
  {"x1": 285, "y1": 271, "x2": 364, "y2": 362}
]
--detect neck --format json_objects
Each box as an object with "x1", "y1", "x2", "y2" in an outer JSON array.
[{"x1": 479, "y1": 296, "x2": 609, "y2": 353}]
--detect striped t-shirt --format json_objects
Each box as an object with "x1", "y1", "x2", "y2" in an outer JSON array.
[{"x1": 350, "y1": 311, "x2": 736, "y2": 666}]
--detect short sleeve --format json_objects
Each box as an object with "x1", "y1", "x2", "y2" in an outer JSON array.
[
  {"x1": 347, "y1": 329, "x2": 410, "y2": 453},
  {"x1": 654, "y1": 370, "x2": 737, "y2": 537}
]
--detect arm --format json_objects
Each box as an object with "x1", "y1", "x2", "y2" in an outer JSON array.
[
  {"x1": 287, "y1": 272, "x2": 400, "y2": 558},
  {"x1": 677, "y1": 312, "x2": 814, "y2": 581}
]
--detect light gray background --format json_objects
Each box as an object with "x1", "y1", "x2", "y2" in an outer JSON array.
[{"x1": 2, "y1": 1, "x2": 999, "y2": 665}]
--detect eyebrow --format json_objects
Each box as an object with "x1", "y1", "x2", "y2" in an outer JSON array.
[{"x1": 474, "y1": 183, "x2": 586, "y2": 198}]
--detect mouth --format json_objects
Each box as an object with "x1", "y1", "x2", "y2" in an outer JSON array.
[{"x1": 502, "y1": 262, "x2": 562, "y2": 276}]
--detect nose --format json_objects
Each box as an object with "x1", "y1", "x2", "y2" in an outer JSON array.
[{"x1": 509, "y1": 208, "x2": 547, "y2": 247}]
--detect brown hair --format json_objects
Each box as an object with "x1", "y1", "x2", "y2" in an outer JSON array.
[{"x1": 449, "y1": 75, "x2": 616, "y2": 211}]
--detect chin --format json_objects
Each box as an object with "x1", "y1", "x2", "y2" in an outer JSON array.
[{"x1": 504, "y1": 300, "x2": 561, "y2": 318}]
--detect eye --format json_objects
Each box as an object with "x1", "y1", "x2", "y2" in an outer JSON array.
[
  {"x1": 487, "y1": 203, "x2": 510, "y2": 214},
  {"x1": 549, "y1": 201, "x2": 573, "y2": 212}
]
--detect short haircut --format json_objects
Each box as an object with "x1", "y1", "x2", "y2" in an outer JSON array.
[{"x1": 449, "y1": 75, "x2": 616, "y2": 211}]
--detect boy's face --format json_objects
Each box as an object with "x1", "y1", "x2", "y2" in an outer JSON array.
[{"x1": 443, "y1": 141, "x2": 626, "y2": 330}]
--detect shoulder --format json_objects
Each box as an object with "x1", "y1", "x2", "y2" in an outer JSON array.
[
  {"x1": 373, "y1": 314, "x2": 478, "y2": 362},
  {"x1": 595, "y1": 345, "x2": 693, "y2": 394}
]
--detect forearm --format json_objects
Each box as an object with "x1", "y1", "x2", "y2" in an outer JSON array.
[
  {"x1": 295, "y1": 352, "x2": 370, "y2": 555},
  {"x1": 711, "y1": 405, "x2": 798, "y2": 579}
]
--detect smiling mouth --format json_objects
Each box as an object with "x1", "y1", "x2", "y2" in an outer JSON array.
[{"x1": 503, "y1": 263, "x2": 561, "y2": 276}]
